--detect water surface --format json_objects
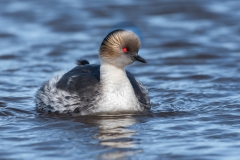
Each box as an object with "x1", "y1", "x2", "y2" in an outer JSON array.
[{"x1": 1, "y1": 0, "x2": 240, "y2": 159}]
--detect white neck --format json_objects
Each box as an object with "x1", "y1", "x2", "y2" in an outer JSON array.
[
  {"x1": 97, "y1": 61, "x2": 140, "y2": 113},
  {"x1": 100, "y1": 62, "x2": 126, "y2": 85}
]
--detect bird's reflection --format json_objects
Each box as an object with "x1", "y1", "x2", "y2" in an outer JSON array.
[
  {"x1": 96, "y1": 116, "x2": 137, "y2": 148},
  {"x1": 73, "y1": 115, "x2": 142, "y2": 159}
]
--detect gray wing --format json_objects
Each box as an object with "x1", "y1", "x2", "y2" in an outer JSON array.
[{"x1": 56, "y1": 64, "x2": 101, "y2": 100}]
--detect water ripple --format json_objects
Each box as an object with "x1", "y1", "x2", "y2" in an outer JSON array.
[{"x1": 1, "y1": 0, "x2": 240, "y2": 159}]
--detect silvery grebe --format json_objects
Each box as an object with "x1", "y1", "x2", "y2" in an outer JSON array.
[{"x1": 35, "y1": 29, "x2": 150, "y2": 115}]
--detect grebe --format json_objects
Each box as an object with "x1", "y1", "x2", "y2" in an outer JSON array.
[{"x1": 35, "y1": 29, "x2": 150, "y2": 115}]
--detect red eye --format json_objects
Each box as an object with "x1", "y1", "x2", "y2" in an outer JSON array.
[{"x1": 122, "y1": 47, "x2": 128, "y2": 53}]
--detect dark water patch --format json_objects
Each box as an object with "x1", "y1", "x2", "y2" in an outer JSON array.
[
  {"x1": 47, "y1": 48, "x2": 66, "y2": 56},
  {"x1": 151, "y1": 75, "x2": 188, "y2": 81},
  {"x1": 0, "y1": 32, "x2": 16, "y2": 38},
  {"x1": 59, "y1": 40, "x2": 85, "y2": 49},
  {"x1": 46, "y1": 42, "x2": 84, "y2": 57},
  {"x1": 145, "y1": 1, "x2": 220, "y2": 20},
  {"x1": 6, "y1": 107, "x2": 34, "y2": 115},
  {"x1": 167, "y1": 123, "x2": 202, "y2": 131},
  {"x1": 45, "y1": 15, "x2": 85, "y2": 33},
  {"x1": 0, "y1": 110, "x2": 15, "y2": 116},
  {"x1": 161, "y1": 41, "x2": 198, "y2": 48},
  {"x1": 0, "y1": 54, "x2": 18, "y2": 60},
  {"x1": 212, "y1": 77, "x2": 240, "y2": 83},
  {"x1": 162, "y1": 56, "x2": 215, "y2": 65},
  {"x1": 0, "y1": 96, "x2": 32, "y2": 102},
  {"x1": 3, "y1": 10, "x2": 37, "y2": 23},
  {"x1": 0, "y1": 106, "x2": 34, "y2": 116},
  {"x1": 0, "y1": 101, "x2": 7, "y2": 107},
  {"x1": 187, "y1": 74, "x2": 213, "y2": 80},
  {"x1": 31, "y1": 43, "x2": 59, "y2": 50},
  {"x1": 3, "y1": 68, "x2": 20, "y2": 72},
  {"x1": 150, "y1": 110, "x2": 196, "y2": 118},
  {"x1": 206, "y1": 132, "x2": 240, "y2": 140},
  {"x1": 194, "y1": 53, "x2": 221, "y2": 59}
]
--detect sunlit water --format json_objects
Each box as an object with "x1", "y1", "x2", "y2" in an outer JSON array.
[{"x1": 1, "y1": 0, "x2": 240, "y2": 159}]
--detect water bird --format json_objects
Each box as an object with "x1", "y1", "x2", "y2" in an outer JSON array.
[{"x1": 35, "y1": 29, "x2": 150, "y2": 115}]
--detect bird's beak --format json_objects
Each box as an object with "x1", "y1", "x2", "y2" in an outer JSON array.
[{"x1": 133, "y1": 55, "x2": 147, "y2": 63}]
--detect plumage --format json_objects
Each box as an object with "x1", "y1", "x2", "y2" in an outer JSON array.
[{"x1": 35, "y1": 29, "x2": 151, "y2": 115}]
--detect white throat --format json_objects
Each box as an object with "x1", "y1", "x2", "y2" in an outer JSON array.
[{"x1": 97, "y1": 61, "x2": 140, "y2": 113}]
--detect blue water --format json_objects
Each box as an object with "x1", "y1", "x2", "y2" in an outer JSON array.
[{"x1": 1, "y1": 0, "x2": 240, "y2": 159}]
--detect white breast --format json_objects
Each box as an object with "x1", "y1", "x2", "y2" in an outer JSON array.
[{"x1": 97, "y1": 63, "x2": 140, "y2": 113}]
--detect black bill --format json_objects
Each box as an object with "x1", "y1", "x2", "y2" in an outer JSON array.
[{"x1": 132, "y1": 55, "x2": 147, "y2": 63}]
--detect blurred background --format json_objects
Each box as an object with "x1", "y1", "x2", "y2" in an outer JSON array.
[{"x1": 1, "y1": 0, "x2": 240, "y2": 159}]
